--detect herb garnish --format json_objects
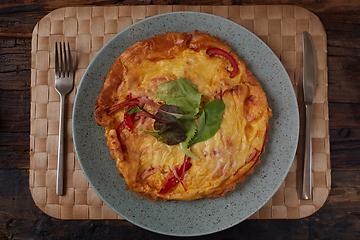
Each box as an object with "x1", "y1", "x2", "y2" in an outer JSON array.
[
  {"x1": 156, "y1": 78, "x2": 203, "y2": 116},
  {"x1": 129, "y1": 104, "x2": 187, "y2": 145},
  {"x1": 156, "y1": 78, "x2": 225, "y2": 158},
  {"x1": 125, "y1": 107, "x2": 143, "y2": 114},
  {"x1": 124, "y1": 78, "x2": 226, "y2": 158},
  {"x1": 189, "y1": 99, "x2": 225, "y2": 146},
  {"x1": 152, "y1": 105, "x2": 187, "y2": 145}
]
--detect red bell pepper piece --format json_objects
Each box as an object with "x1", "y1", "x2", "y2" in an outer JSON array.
[
  {"x1": 159, "y1": 156, "x2": 192, "y2": 194},
  {"x1": 112, "y1": 96, "x2": 159, "y2": 135},
  {"x1": 116, "y1": 121, "x2": 126, "y2": 134},
  {"x1": 116, "y1": 107, "x2": 136, "y2": 135},
  {"x1": 123, "y1": 112, "x2": 134, "y2": 130},
  {"x1": 206, "y1": 48, "x2": 239, "y2": 78}
]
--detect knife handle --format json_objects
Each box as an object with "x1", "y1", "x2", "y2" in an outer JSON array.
[{"x1": 302, "y1": 103, "x2": 312, "y2": 200}]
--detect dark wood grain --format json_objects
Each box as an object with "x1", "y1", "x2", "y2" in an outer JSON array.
[
  {"x1": 1, "y1": 0, "x2": 360, "y2": 239},
  {"x1": 0, "y1": 38, "x2": 31, "y2": 170}
]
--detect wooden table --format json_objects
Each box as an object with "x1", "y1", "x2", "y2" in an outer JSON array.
[{"x1": 1, "y1": 0, "x2": 359, "y2": 239}]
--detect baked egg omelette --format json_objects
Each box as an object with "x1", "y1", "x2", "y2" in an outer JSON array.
[{"x1": 94, "y1": 31, "x2": 272, "y2": 201}]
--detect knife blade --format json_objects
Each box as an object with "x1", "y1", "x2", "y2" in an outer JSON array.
[{"x1": 302, "y1": 31, "x2": 317, "y2": 200}]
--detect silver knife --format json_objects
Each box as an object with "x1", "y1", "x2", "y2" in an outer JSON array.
[{"x1": 302, "y1": 31, "x2": 317, "y2": 200}]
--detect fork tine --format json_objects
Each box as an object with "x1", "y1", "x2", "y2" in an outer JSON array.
[
  {"x1": 55, "y1": 42, "x2": 59, "y2": 77},
  {"x1": 67, "y1": 42, "x2": 73, "y2": 78},
  {"x1": 63, "y1": 42, "x2": 68, "y2": 78},
  {"x1": 59, "y1": 43, "x2": 64, "y2": 78}
]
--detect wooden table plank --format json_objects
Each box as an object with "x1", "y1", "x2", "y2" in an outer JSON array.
[{"x1": 1, "y1": 0, "x2": 360, "y2": 239}]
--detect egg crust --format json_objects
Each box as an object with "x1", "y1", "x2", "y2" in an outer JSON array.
[{"x1": 94, "y1": 31, "x2": 272, "y2": 201}]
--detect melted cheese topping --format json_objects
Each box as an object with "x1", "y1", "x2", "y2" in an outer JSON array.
[
  {"x1": 117, "y1": 49, "x2": 245, "y2": 102},
  {"x1": 96, "y1": 31, "x2": 271, "y2": 201}
]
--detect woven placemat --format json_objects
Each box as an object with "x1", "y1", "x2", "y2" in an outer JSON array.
[{"x1": 29, "y1": 5, "x2": 330, "y2": 220}]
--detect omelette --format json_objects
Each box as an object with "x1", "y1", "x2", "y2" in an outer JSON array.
[{"x1": 94, "y1": 31, "x2": 272, "y2": 201}]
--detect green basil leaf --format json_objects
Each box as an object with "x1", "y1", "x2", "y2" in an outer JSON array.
[
  {"x1": 158, "y1": 104, "x2": 199, "y2": 120},
  {"x1": 140, "y1": 129, "x2": 160, "y2": 134},
  {"x1": 179, "y1": 119, "x2": 199, "y2": 160},
  {"x1": 156, "y1": 78, "x2": 203, "y2": 115},
  {"x1": 125, "y1": 107, "x2": 143, "y2": 114},
  {"x1": 189, "y1": 99, "x2": 225, "y2": 146}
]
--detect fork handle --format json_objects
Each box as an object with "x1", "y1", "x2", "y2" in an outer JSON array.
[{"x1": 56, "y1": 95, "x2": 65, "y2": 196}]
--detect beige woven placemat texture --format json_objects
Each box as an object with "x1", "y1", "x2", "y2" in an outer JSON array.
[{"x1": 29, "y1": 5, "x2": 330, "y2": 220}]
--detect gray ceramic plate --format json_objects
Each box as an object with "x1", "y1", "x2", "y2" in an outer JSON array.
[{"x1": 73, "y1": 12, "x2": 299, "y2": 237}]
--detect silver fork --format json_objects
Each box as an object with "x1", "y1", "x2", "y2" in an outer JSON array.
[{"x1": 55, "y1": 42, "x2": 74, "y2": 196}]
